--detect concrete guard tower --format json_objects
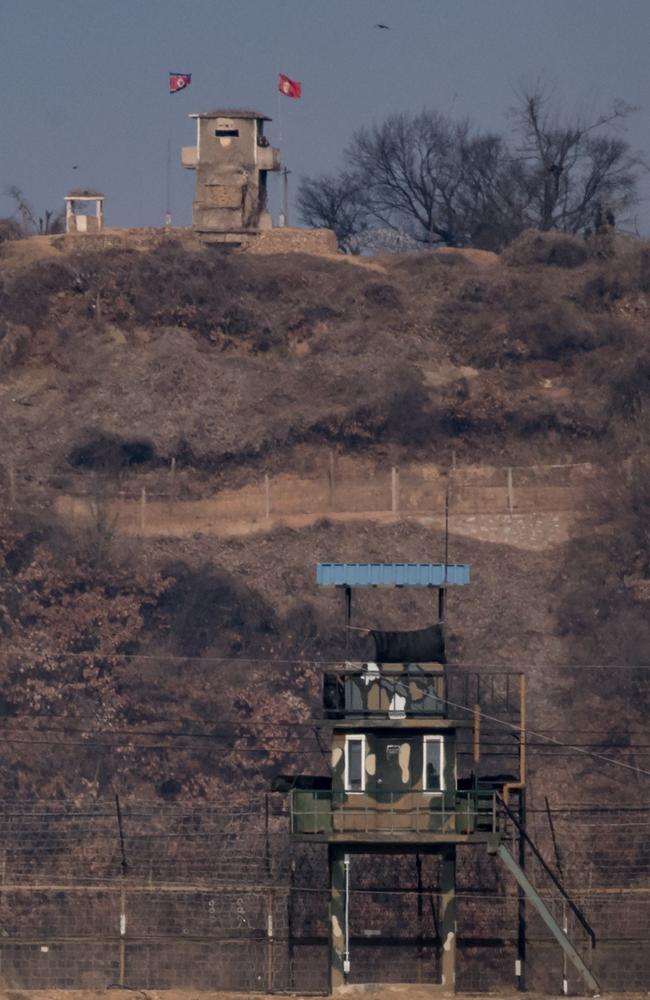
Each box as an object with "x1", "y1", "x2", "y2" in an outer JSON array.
[
  {"x1": 279, "y1": 562, "x2": 600, "y2": 995},
  {"x1": 182, "y1": 108, "x2": 281, "y2": 243},
  {"x1": 64, "y1": 190, "x2": 104, "y2": 234}
]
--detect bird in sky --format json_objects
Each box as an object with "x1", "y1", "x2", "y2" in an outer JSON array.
[
  {"x1": 72, "y1": 165, "x2": 79, "y2": 170},
  {"x1": 374, "y1": 23, "x2": 390, "y2": 29}
]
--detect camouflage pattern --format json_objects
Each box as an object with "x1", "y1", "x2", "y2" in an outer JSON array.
[
  {"x1": 323, "y1": 663, "x2": 446, "y2": 719},
  {"x1": 441, "y1": 845, "x2": 457, "y2": 990},
  {"x1": 328, "y1": 726, "x2": 457, "y2": 834},
  {"x1": 292, "y1": 662, "x2": 499, "y2": 841},
  {"x1": 329, "y1": 846, "x2": 347, "y2": 991},
  {"x1": 286, "y1": 660, "x2": 516, "y2": 992}
]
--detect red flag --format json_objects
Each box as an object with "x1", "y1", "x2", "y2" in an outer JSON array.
[
  {"x1": 278, "y1": 73, "x2": 301, "y2": 99},
  {"x1": 169, "y1": 73, "x2": 192, "y2": 94}
]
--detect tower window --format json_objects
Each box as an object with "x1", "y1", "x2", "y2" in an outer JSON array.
[
  {"x1": 215, "y1": 128, "x2": 239, "y2": 138},
  {"x1": 345, "y1": 735, "x2": 365, "y2": 792},
  {"x1": 423, "y1": 736, "x2": 444, "y2": 791}
]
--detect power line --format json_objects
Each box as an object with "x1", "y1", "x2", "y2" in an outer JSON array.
[
  {"x1": 5, "y1": 715, "x2": 650, "y2": 744},
  {"x1": 2, "y1": 649, "x2": 650, "y2": 668},
  {"x1": 445, "y1": 696, "x2": 650, "y2": 779},
  {"x1": 5, "y1": 706, "x2": 650, "y2": 738}
]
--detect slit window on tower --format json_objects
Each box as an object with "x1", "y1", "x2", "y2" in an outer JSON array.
[
  {"x1": 345, "y1": 735, "x2": 365, "y2": 792},
  {"x1": 215, "y1": 129, "x2": 239, "y2": 138}
]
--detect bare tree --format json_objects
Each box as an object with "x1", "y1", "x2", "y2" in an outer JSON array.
[
  {"x1": 511, "y1": 87, "x2": 643, "y2": 233},
  {"x1": 347, "y1": 111, "x2": 470, "y2": 246},
  {"x1": 300, "y1": 112, "x2": 530, "y2": 250},
  {"x1": 454, "y1": 133, "x2": 534, "y2": 249},
  {"x1": 297, "y1": 173, "x2": 368, "y2": 253},
  {"x1": 298, "y1": 94, "x2": 645, "y2": 251},
  {"x1": 6, "y1": 185, "x2": 65, "y2": 235}
]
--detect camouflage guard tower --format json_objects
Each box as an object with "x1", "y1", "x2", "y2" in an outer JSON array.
[
  {"x1": 278, "y1": 563, "x2": 600, "y2": 995},
  {"x1": 182, "y1": 109, "x2": 280, "y2": 243}
]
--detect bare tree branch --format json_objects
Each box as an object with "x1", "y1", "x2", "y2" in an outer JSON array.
[
  {"x1": 298, "y1": 94, "x2": 645, "y2": 252},
  {"x1": 5, "y1": 185, "x2": 65, "y2": 235}
]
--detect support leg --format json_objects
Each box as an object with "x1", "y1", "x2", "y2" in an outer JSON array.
[
  {"x1": 329, "y1": 845, "x2": 346, "y2": 992},
  {"x1": 416, "y1": 852, "x2": 423, "y2": 983},
  {"x1": 344, "y1": 587, "x2": 352, "y2": 661},
  {"x1": 441, "y1": 845, "x2": 457, "y2": 992},
  {"x1": 517, "y1": 788, "x2": 527, "y2": 990}
]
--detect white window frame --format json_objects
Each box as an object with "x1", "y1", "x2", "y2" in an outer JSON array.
[
  {"x1": 344, "y1": 734, "x2": 366, "y2": 793},
  {"x1": 422, "y1": 735, "x2": 445, "y2": 793}
]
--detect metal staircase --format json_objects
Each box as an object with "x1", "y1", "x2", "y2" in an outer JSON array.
[{"x1": 490, "y1": 795, "x2": 600, "y2": 996}]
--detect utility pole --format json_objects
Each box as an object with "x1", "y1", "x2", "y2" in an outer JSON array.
[
  {"x1": 165, "y1": 137, "x2": 172, "y2": 227},
  {"x1": 281, "y1": 167, "x2": 291, "y2": 227}
]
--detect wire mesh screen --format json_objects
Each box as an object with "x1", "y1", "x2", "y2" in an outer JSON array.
[{"x1": 0, "y1": 798, "x2": 648, "y2": 992}]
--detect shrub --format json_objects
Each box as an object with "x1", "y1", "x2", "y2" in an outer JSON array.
[
  {"x1": 502, "y1": 229, "x2": 588, "y2": 268},
  {"x1": 508, "y1": 305, "x2": 619, "y2": 361},
  {"x1": 363, "y1": 283, "x2": 402, "y2": 309},
  {"x1": 581, "y1": 242, "x2": 650, "y2": 305},
  {"x1": 68, "y1": 433, "x2": 155, "y2": 472},
  {"x1": 0, "y1": 218, "x2": 23, "y2": 244}
]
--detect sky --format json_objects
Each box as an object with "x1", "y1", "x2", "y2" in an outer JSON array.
[{"x1": 1, "y1": 0, "x2": 649, "y2": 233}]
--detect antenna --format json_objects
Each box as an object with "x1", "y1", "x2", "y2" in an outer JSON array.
[{"x1": 439, "y1": 479, "x2": 450, "y2": 623}]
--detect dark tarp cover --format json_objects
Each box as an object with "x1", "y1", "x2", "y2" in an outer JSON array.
[
  {"x1": 371, "y1": 623, "x2": 445, "y2": 663},
  {"x1": 271, "y1": 775, "x2": 331, "y2": 793}
]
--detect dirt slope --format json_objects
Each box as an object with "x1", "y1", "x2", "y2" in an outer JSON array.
[{"x1": 0, "y1": 228, "x2": 649, "y2": 802}]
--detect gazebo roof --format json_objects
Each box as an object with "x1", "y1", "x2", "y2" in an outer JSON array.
[{"x1": 65, "y1": 189, "x2": 104, "y2": 200}]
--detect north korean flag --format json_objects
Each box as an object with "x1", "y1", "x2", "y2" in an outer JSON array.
[
  {"x1": 278, "y1": 73, "x2": 301, "y2": 99},
  {"x1": 169, "y1": 73, "x2": 192, "y2": 94}
]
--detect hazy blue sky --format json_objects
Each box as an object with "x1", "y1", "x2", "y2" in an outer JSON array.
[{"x1": 1, "y1": 0, "x2": 649, "y2": 232}]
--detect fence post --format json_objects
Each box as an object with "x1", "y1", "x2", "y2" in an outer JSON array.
[
  {"x1": 266, "y1": 890, "x2": 274, "y2": 992},
  {"x1": 264, "y1": 474, "x2": 271, "y2": 522},
  {"x1": 328, "y1": 451, "x2": 336, "y2": 509},
  {"x1": 507, "y1": 467, "x2": 514, "y2": 515},
  {"x1": 391, "y1": 466, "x2": 399, "y2": 513},
  {"x1": 140, "y1": 487, "x2": 146, "y2": 530},
  {"x1": 0, "y1": 849, "x2": 5, "y2": 978},
  {"x1": 7, "y1": 456, "x2": 15, "y2": 509},
  {"x1": 119, "y1": 884, "x2": 127, "y2": 986},
  {"x1": 288, "y1": 861, "x2": 295, "y2": 990}
]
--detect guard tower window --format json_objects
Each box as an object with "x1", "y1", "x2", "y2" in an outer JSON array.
[
  {"x1": 215, "y1": 128, "x2": 239, "y2": 138},
  {"x1": 423, "y1": 735, "x2": 444, "y2": 792},
  {"x1": 345, "y1": 735, "x2": 365, "y2": 793}
]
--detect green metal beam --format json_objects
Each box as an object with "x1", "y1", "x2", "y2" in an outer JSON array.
[{"x1": 496, "y1": 843, "x2": 600, "y2": 995}]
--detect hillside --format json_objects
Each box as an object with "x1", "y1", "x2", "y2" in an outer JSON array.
[{"x1": 0, "y1": 226, "x2": 649, "y2": 803}]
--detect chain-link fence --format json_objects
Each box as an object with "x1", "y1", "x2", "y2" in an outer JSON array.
[
  {"x1": 0, "y1": 799, "x2": 648, "y2": 993},
  {"x1": 1, "y1": 457, "x2": 601, "y2": 531}
]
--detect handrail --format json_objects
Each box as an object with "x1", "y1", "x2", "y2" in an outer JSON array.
[
  {"x1": 323, "y1": 668, "x2": 448, "y2": 719},
  {"x1": 496, "y1": 793, "x2": 596, "y2": 947},
  {"x1": 290, "y1": 789, "x2": 496, "y2": 836}
]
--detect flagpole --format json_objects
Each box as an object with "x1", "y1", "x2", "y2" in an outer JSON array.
[
  {"x1": 165, "y1": 136, "x2": 172, "y2": 227},
  {"x1": 276, "y1": 86, "x2": 285, "y2": 227},
  {"x1": 276, "y1": 87, "x2": 283, "y2": 147}
]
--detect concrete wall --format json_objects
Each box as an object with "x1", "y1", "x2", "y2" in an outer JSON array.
[{"x1": 188, "y1": 115, "x2": 279, "y2": 234}]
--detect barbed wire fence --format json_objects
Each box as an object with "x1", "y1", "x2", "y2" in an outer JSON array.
[
  {"x1": 0, "y1": 456, "x2": 602, "y2": 530},
  {"x1": 0, "y1": 799, "x2": 648, "y2": 993}
]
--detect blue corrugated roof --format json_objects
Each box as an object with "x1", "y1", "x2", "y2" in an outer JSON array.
[{"x1": 316, "y1": 563, "x2": 470, "y2": 587}]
